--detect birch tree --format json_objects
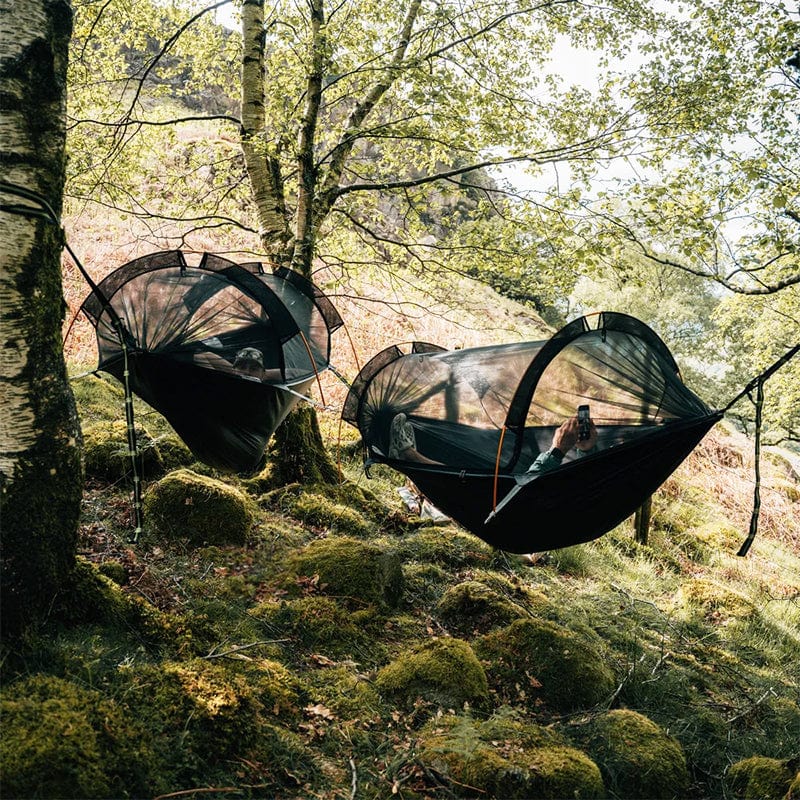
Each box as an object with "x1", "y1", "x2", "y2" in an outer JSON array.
[{"x1": 0, "y1": 0, "x2": 82, "y2": 636}]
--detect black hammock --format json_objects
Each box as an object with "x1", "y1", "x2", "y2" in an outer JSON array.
[
  {"x1": 80, "y1": 250, "x2": 342, "y2": 474},
  {"x1": 342, "y1": 312, "x2": 796, "y2": 554}
]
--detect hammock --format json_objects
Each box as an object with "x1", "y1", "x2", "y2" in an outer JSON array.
[
  {"x1": 342, "y1": 312, "x2": 795, "y2": 553},
  {"x1": 80, "y1": 250, "x2": 342, "y2": 474}
]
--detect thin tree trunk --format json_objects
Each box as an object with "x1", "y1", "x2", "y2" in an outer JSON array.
[
  {"x1": 239, "y1": 0, "x2": 338, "y2": 484},
  {"x1": 0, "y1": 0, "x2": 83, "y2": 636}
]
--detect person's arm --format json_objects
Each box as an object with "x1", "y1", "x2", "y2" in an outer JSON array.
[{"x1": 527, "y1": 416, "x2": 599, "y2": 474}]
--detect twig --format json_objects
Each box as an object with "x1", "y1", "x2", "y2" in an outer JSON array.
[
  {"x1": 726, "y1": 687, "x2": 777, "y2": 724},
  {"x1": 349, "y1": 757, "x2": 358, "y2": 800},
  {"x1": 153, "y1": 788, "x2": 242, "y2": 800},
  {"x1": 203, "y1": 640, "x2": 291, "y2": 659}
]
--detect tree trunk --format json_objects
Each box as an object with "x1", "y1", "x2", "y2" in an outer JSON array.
[
  {"x1": 240, "y1": 0, "x2": 339, "y2": 485},
  {"x1": 0, "y1": 0, "x2": 83, "y2": 637}
]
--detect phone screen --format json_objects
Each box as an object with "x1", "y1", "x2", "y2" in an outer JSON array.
[{"x1": 578, "y1": 405, "x2": 590, "y2": 440}]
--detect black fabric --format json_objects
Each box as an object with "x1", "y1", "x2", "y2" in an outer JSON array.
[
  {"x1": 81, "y1": 251, "x2": 340, "y2": 473},
  {"x1": 344, "y1": 313, "x2": 719, "y2": 551}
]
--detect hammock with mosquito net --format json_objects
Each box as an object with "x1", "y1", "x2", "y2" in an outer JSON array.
[
  {"x1": 342, "y1": 312, "x2": 797, "y2": 555},
  {"x1": 79, "y1": 249, "x2": 343, "y2": 474}
]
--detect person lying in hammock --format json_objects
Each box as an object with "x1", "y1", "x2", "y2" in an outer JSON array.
[
  {"x1": 388, "y1": 411, "x2": 598, "y2": 473},
  {"x1": 194, "y1": 346, "x2": 283, "y2": 383}
]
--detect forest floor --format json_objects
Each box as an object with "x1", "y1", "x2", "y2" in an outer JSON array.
[{"x1": 1, "y1": 360, "x2": 799, "y2": 799}]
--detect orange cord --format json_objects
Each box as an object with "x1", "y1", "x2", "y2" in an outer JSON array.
[{"x1": 491, "y1": 426, "x2": 508, "y2": 511}]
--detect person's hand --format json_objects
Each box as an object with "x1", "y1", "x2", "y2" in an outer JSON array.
[
  {"x1": 576, "y1": 419, "x2": 598, "y2": 452},
  {"x1": 552, "y1": 416, "x2": 598, "y2": 453}
]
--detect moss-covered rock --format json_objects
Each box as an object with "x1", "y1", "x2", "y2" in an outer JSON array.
[
  {"x1": 116, "y1": 657, "x2": 319, "y2": 792},
  {"x1": 52, "y1": 557, "x2": 182, "y2": 649},
  {"x1": 0, "y1": 675, "x2": 151, "y2": 799},
  {"x1": 281, "y1": 536, "x2": 403, "y2": 608},
  {"x1": 82, "y1": 420, "x2": 165, "y2": 481},
  {"x1": 586, "y1": 709, "x2": 690, "y2": 800},
  {"x1": 143, "y1": 468, "x2": 254, "y2": 545},
  {"x1": 677, "y1": 577, "x2": 757, "y2": 622},
  {"x1": 287, "y1": 491, "x2": 373, "y2": 536},
  {"x1": 254, "y1": 596, "x2": 384, "y2": 661},
  {"x1": 262, "y1": 480, "x2": 387, "y2": 521},
  {"x1": 375, "y1": 638, "x2": 489, "y2": 709},
  {"x1": 391, "y1": 526, "x2": 494, "y2": 567},
  {"x1": 728, "y1": 756, "x2": 796, "y2": 800},
  {"x1": 416, "y1": 713, "x2": 604, "y2": 799},
  {"x1": 474, "y1": 618, "x2": 615, "y2": 712},
  {"x1": 436, "y1": 580, "x2": 527, "y2": 635}
]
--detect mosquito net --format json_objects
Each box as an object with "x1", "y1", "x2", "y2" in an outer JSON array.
[
  {"x1": 343, "y1": 312, "x2": 712, "y2": 473},
  {"x1": 81, "y1": 250, "x2": 342, "y2": 472}
]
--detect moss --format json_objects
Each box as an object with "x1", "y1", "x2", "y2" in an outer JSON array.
[
  {"x1": 152, "y1": 432, "x2": 195, "y2": 471},
  {"x1": 374, "y1": 638, "x2": 489, "y2": 709},
  {"x1": 282, "y1": 536, "x2": 403, "y2": 608},
  {"x1": 143, "y1": 468, "x2": 254, "y2": 545},
  {"x1": 436, "y1": 580, "x2": 526, "y2": 635},
  {"x1": 98, "y1": 559, "x2": 128, "y2": 585},
  {"x1": 0, "y1": 675, "x2": 151, "y2": 799},
  {"x1": 586, "y1": 709, "x2": 690, "y2": 800},
  {"x1": 51, "y1": 557, "x2": 181, "y2": 648},
  {"x1": 118, "y1": 658, "x2": 261, "y2": 780},
  {"x1": 82, "y1": 419, "x2": 165, "y2": 481},
  {"x1": 264, "y1": 479, "x2": 386, "y2": 515},
  {"x1": 474, "y1": 618, "x2": 615, "y2": 712},
  {"x1": 390, "y1": 526, "x2": 494, "y2": 567},
  {"x1": 114, "y1": 657, "x2": 319, "y2": 792},
  {"x1": 416, "y1": 713, "x2": 604, "y2": 799},
  {"x1": 254, "y1": 596, "x2": 383, "y2": 660},
  {"x1": 786, "y1": 772, "x2": 800, "y2": 800},
  {"x1": 403, "y1": 562, "x2": 451, "y2": 607},
  {"x1": 287, "y1": 491, "x2": 373, "y2": 536},
  {"x1": 310, "y1": 665, "x2": 386, "y2": 720},
  {"x1": 728, "y1": 756, "x2": 796, "y2": 800},
  {"x1": 247, "y1": 658, "x2": 307, "y2": 718},
  {"x1": 677, "y1": 577, "x2": 757, "y2": 622}
]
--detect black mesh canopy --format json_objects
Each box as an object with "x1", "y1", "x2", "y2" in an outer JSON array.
[
  {"x1": 343, "y1": 312, "x2": 720, "y2": 552},
  {"x1": 81, "y1": 250, "x2": 342, "y2": 473}
]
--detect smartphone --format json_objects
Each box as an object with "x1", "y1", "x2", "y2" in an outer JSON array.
[{"x1": 578, "y1": 405, "x2": 591, "y2": 441}]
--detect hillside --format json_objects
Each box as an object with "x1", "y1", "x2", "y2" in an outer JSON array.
[{"x1": 2, "y1": 273, "x2": 799, "y2": 798}]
